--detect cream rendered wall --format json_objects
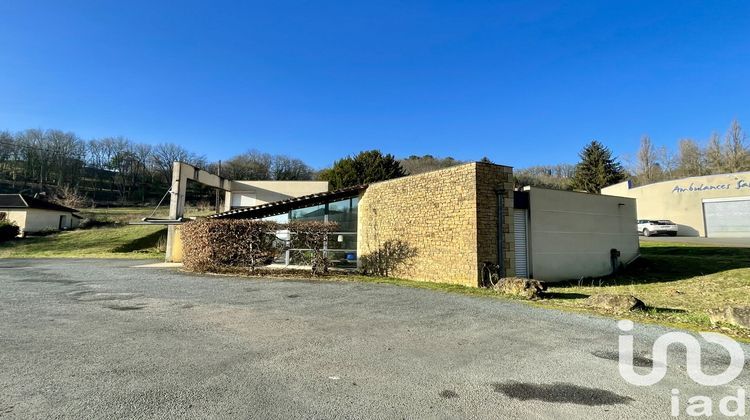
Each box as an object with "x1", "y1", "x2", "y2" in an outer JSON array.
[
  {"x1": 224, "y1": 181, "x2": 329, "y2": 210},
  {"x1": 527, "y1": 188, "x2": 639, "y2": 282},
  {"x1": 22, "y1": 209, "x2": 75, "y2": 233},
  {"x1": 601, "y1": 172, "x2": 750, "y2": 236},
  {"x1": 2, "y1": 210, "x2": 27, "y2": 235}
]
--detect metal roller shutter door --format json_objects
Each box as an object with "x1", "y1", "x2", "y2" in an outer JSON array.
[
  {"x1": 703, "y1": 198, "x2": 750, "y2": 238},
  {"x1": 513, "y1": 209, "x2": 529, "y2": 278}
]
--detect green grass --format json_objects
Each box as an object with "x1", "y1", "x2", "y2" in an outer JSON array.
[
  {"x1": 0, "y1": 225, "x2": 167, "y2": 259},
  {"x1": 80, "y1": 206, "x2": 214, "y2": 224},
  {"x1": 540, "y1": 241, "x2": 750, "y2": 338},
  {"x1": 0, "y1": 205, "x2": 215, "y2": 259}
]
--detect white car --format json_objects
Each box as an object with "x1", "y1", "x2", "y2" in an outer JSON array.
[{"x1": 637, "y1": 219, "x2": 678, "y2": 237}]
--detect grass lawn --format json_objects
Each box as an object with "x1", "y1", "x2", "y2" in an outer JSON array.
[
  {"x1": 0, "y1": 225, "x2": 167, "y2": 259},
  {"x1": 541, "y1": 241, "x2": 750, "y2": 338},
  {"x1": 0, "y1": 205, "x2": 214, "y2": 259},
  {"x1": 80, "y1": 206, "x2": 214, "y2": 224}
]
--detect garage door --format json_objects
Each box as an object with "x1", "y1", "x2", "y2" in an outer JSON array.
[
  {"x1": 513, "y1": 209, "x2": 529, "y2": 278},
  {"x1": 703, "y1": 198, "x2": 750, "y2": 238}
]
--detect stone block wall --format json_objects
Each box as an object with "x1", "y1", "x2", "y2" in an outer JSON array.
[
  {"x1": 476, "y1": 163, "x2": 515, "y2": 278},
  {"x1": 357, "y1": 162, "x2": 514, "y2": 287}
]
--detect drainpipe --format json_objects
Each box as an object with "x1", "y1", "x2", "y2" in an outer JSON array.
[{"x1": 496, "y1": 189, "x2": 505, "y2": 277}]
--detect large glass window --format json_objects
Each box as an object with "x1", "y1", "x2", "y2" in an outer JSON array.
[
  {"x1": 263, "y1": 213, "x2": 289, "y2": 224},
  {"x1": 290, "y1": 204, "x2": 325, "y2": 222},
  {"x1": 255, "y1": 196, "x2": 360, "y2": 268},
  {"x1": 327, "y1": 197, "x2": 358, "y2": 232}
]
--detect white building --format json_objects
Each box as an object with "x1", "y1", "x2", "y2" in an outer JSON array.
[{"x1": 0, "y1": 194, "x2": 81, "y2": 235}]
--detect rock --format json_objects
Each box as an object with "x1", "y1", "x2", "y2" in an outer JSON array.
[
  {"x1": 586, "y1": 294, "x2": 646, "y2": 312},
  {"x1": 708, "y1": 307, "x2": 750, "y2": 329},
  {"x1": 493, "y1": 277, "x2": 547, "y2": 300}
]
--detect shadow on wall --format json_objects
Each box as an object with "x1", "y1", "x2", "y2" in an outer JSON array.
[
  {"x1": 359, "y1": 239, "x2": 418, "y2": 277},
  {"x1": 676, "y1": 224, "x2": 700, "y2": 237}
]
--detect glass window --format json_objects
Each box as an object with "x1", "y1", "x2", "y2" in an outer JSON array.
[
  {"x1": 263, "y1": 213, "x2": 289, "y2": 224},
  {"x1": 327, "y1": 198, "x2": 358, "y2": 232},
  {"x1": 290, "y1": 204, "x2": 325, "y2": 222}
]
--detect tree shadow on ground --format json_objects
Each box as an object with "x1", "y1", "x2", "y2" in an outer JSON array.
[
  {"x1": 112, "y1": 228, "x2": 167, "y2": 253},
  {"x1": 552, "y1": 246, "x2": 750, "y2": 288},
  {"x1": 542, "y1": 292, "x2": 589, "y2": 300},
  {"x1": 647, "y1": 306, "x2": 688, "y2": 314}
]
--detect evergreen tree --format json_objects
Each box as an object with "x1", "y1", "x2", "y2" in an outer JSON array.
[
  {"x1": 571, "y1": 141, "x2": 627, "y2": 193},
  {"x1": 319, "y1": 150, "x2": 406, "y2": 189}
]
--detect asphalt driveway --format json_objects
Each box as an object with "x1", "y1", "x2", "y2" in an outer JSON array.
[{"x1": 1, "y1": 259, "x2": 748, "y2": 419}]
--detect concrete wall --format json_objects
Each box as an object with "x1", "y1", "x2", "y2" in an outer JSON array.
[
  {"x1": 357, "y1": 162, "x2": 514, "y2": 287},
  {"x1": 0, "y1": 208, "x2": 77, "y2": 234},
  {"x1": 170, "y1": 226, "x2": 184, "y2": 262},
  {"x1": 225, "y1": 181, "x2": 329, "y2": 210},
  {"x1": 527, "y1": 188, "x2": 639, "y2": 282},
  {"x1": 602, "y1": 172, "x2": 750, "y2": 236}
]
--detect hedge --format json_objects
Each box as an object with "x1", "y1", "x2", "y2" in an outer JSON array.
[
  {"x1": 181, "y1": 219, "x2": 281, "y2": 272},
  {"x1": 181, "y1": 218, "x2": 339, "y2": 275}
]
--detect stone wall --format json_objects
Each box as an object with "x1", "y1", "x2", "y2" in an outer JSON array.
[
  {"x1": 476, "y1": 163, "x2": 515, "y2": 278},
  {"x1": 357, "y1": 162, "x2": 514, "y2": 287}
]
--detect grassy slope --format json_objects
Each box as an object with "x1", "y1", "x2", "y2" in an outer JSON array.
[
  {"x1": 0, "y1": 225, "x2": 167, "y2": 259},
  {"x1": 0, "y1": 205, "x2": 212, "y2": 259}
]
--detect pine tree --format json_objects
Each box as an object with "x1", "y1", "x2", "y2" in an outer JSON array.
[
  {"x1": 319, "y1": 150, "x2": 406, "y2": 189},
  {"x1": 571, "y1": 141, "x2": 627, "y2": 193}
]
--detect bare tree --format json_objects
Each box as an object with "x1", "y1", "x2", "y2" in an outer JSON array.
[
  {"x1": 151, "y1": 143, "x2": 206, "y2": 183},
  {"x1": 637, "y1": 135, "x2": 660, "y2": 183},
  {"x1": 222, "y1": 150, "x2": 272, "y2": 180},
  {"x1": 706, "y1": 132, "x2": 724, "y2": 174},
  {"x1": 676, "y1": 138, "x2": 705, "y2": 177},
  {"x1": 723, "y1": 119, "x2": 748, "y2": 173},
  {"x1": 399, "y1": 155, "x2": 463, "y2": 175},
  {"x1": 514, "y1": 163, "x2": 577, "y2": 190},
  {"x1": 657, "y1": 145, "x2": 677, "y2": 179},
  {"x1": 271, "y1": 155, "x2": 313, "y2": 180}
]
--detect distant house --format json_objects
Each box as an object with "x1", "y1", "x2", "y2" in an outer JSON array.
[{"x1": 0, "y1": 194, "x2": 81, "y2": 235}]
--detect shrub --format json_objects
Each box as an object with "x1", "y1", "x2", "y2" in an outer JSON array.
[
  {"x1": 0, "y1": 220, "x2": 21, "y2": 242},
  {"x1": 288, "y1": 220, "x2": 339, "y2": 275},
  {"x1": 181, "y1": 219, "x2": 281, "y2": 272},
  {"x1": 53, "y1": 185, "x2": 88, "y2": 209}
]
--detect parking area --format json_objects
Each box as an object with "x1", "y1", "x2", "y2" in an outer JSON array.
[{"x1": 1, "y1": 259, "x2": 748, "y2": 418}]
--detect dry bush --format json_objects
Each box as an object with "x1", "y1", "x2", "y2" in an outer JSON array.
[
  {"x1": 54, "y1": 185, "x2": 88, "y2": 209},
  {"x1": 288, "y1": 220, "x2": 339, "y2": 275},
  {"x1": 182, "y1": 219, "x2": 281, "y2": 272}
]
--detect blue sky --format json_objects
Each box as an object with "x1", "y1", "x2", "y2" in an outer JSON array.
[{"x1": 0, "y1": 1, "x2": 748, "y2": 169}]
